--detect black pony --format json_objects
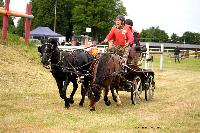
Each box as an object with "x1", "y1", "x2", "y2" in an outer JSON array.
[
  {"x1": 88, "y1": 53, "x2": 123, "y2": 111},
  {"x1": 38, "y1": 38, "x2": 94, "y2": 108}
]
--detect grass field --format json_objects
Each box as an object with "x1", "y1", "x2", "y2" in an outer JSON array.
[{"x1": 0, "y1": 42, "x2": 200, "y2": 133}]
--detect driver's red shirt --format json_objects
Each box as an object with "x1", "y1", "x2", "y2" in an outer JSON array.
[{"x1": 105, "y1": 25, "x2": 133, "y2": 47}]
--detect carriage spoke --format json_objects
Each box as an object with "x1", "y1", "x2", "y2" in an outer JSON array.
[
  {"x1": 131, "y1": 76, "x2": 142, "y2": 105},
  {"x1": 145, "y1": 75, "x2": 155, "y2": 101}
]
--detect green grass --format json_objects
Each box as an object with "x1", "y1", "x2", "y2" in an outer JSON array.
[
  {"x1": 0, "y1": 34, "x2": 200, "y2": 132},
  {"x1": 148, "y1": 54, "x2": 200, "y2": 71},
  {"x1": 0, "y1": 32, "x2": 40, "y2": 63}
]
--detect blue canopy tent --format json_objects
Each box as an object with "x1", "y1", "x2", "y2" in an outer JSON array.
[
  {"x1": 30, "y1": 27, "x2": 63, "y2": 44},
  {"x1": 30, "y1": 26, "x2": 62, "y2": 37}
]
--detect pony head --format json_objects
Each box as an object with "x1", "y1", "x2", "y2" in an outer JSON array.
[{"x1": 39, "y1": 38, "x2": 59, "y2": 68}]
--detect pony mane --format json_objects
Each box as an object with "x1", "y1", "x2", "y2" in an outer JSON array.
[
  {"x1": 95, "y1": 53, "x2": 110, "y2": 84},
  {"x1": 61, "y1": 51, "x2": 74, "y2": 68}
]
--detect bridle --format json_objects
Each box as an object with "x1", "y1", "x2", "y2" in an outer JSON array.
[{"x1": 42, "y1": 43, "x2": 61, "y2": 68}]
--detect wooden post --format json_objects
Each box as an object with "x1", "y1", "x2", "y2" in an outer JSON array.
[
  {"x1": 2, "y1": 0, "x2": 10, "y2": 42},
  {"x1": 25, "y1": 3, "x2": 31, "y2": 42},
  {"x1": 145, "y1": 43, "x2": 149, "y2": 69},
  {"x1": 1, "y1": 1, "x2": 33, "y2": 42},
  {"x1": 84, "y1": 35, "x2": 88, "y2": 48},
  {"x1": 160, "y1": 44, "x2": 164, "y2": 70}
]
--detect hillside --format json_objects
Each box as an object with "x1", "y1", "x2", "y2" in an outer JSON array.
[
  {"x1": 0, "y1": 43, "x2": 55, "y2": 92},
  {"x1": 0, "y1": 41, "x2": 200, "y2": 132}
]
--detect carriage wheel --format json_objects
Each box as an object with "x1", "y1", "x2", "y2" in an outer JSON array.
[
  {"x1": 145, "y1": 75, "x2": 155, "y2": 101},
  {"x1": 131, "y1": 76, "x2": 142, "y2": 105}
]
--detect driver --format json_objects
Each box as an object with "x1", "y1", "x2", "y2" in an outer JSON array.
[{"x1": 103, "y1": 15, "x2": 133, "y2": 64}]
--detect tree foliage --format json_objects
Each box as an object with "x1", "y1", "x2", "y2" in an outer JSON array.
[
  {"x1": 16, "y1": 18, "x2": 25, "y2": 36},
  {"x1": 140, "y1": 26, "x2": 169, "y2": 42},
  {"x1": 169, "y1": 32, "x2": 200, "y2": 45},
  {"x1": 0, "y1": 0, "x2": 16, "y2": 34},
  {"x1": 0, "y1": 0, "x2": 3, "y2": 28},
  {"x1": 26, "y1": 0, "x2": 126, "y2": 41},
  {"x1": 71, "y1": 0, "x2": 126, "y2": 40},
  {"x1": 170, "y1": 33, "x2": 179, "y2": 43},
  {"x1": 182, "y1": 31, "x2": 200, "y2": 44},
  {"x1": 29, "y1": 0, "x2": 73, "y2": 41},
  {"x1": 13, "y1": 0, "x2": 200, "y2": 44}
]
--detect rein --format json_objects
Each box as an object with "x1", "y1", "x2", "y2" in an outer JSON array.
[
  {"x1": 49, "y1": 50, "x2": 62, "y2": 67},
  {"x1": 76, "y1": 60, "x2": 93, "y2": 70},
  {"x1": 51, "y1": 50, "x2": 93, "y2": 76}
]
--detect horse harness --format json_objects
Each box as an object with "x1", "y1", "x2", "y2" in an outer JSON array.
[{"x1": 91, "y1": 53, "x2": 122, "y2": 85}]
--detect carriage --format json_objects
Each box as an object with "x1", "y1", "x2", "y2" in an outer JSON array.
[
  {"x1": 119, "y1": 64, "x2": 155, "y2": 105},
  {"x1": 38, "y1": 39, "x2": 155, "y2": 110},
  {"x1": 83, "y1": 45, "x2": 156, "y2": 106},
  {"x1": 59, "y1": 43, "x2": 156, "y2": 106}
]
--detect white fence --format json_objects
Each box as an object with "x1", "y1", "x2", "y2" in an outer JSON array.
[{"x1": 58, "y1": 43, "x2": 164, "y2": 70}]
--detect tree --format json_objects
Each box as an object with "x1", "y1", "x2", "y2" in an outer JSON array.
[
  {"x1": 0, "y1": 0, "x2": 16, "y2": 34},
  {"x1": 193, "y1": 33, "x2": 200, "y2": 45},
  {"x1": 71, "y1": 0, "x2": 127, "y2": 41},
  {"x1": 30, "y1": 0, "x2": 73, "y2": 41},
  {"x1": 30, "y1": 0, "x2": 126, "y2": 41},
  {"x1": 170, "y1": 33, "x2": 180, "y2": 43},
  {"x1": 16, "y1": 18, "x2": 25, "y2": 36},
  {"x1": 0, "y1": 0, "x2": 3, "y2": 28},
  {"x1": 140, "y1": 26, "x2": 168, "y2": 42},
  {"x1": 181, "y1": 31, "x2": 200, "y2": 45}
]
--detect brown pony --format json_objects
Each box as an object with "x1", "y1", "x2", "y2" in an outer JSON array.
[{"x1": 88, "y1": 53, "x2": 123, "y2": 111}]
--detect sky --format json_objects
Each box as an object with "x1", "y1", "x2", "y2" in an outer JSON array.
[
  {"x1": 5, "y1": 0, "x2": 200, "y2": 36},
  {"x1": 122, "y1": 0, "x2": 200, "y2": 36}
]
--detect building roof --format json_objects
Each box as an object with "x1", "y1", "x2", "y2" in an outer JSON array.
[
  {"x1": 141, "y1": 42, "x2": 200, "y2": 50},
  {"x1": 30, "y1": 27, "x2": 62, "y2": 37}
]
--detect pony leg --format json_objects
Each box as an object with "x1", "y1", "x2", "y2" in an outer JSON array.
[
  {"x1": 110, "y1": 87, "x2": 121, "y2": 105},
  {"x1": 69, "y1": 76, "x2": 78, "y2": 104},
  {"x1": 89, "y1": 99, "x2": 96, "y2": 111},
  {"x1": 115, "y1": 77, "x2": 122, "y2": 106},
  {"x1": 110, "y1": 86, "x2": 117, "y2": 102},
  {"x1": 62, "y1": 77, "x2": 71, "y2": 108},
  {"x1": 55, "y1": 79, "x2": 66, "y2": 99},
  {"x1": 116, "y1": 92, "x2": 122, "y2": 105},
  {"x1": 104, "y1": 87, "x2": 111, "y2": 106},
  {"x1": 111, "y1": 89, "x2": 117, "y2": 102},
  {"x1": 79, "y1": 78, "x2": 89, "y2": 107}
]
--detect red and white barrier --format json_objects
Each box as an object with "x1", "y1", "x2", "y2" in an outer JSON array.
[{"x1": 0, "y1": 0, "x2": 34, "y2": 42}]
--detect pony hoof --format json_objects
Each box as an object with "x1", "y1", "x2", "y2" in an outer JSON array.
[
  {"x1": 65, "y1": 104, "x2": 70, "y2": 109},
  {"x1": 105, "y1": 101, "x2": 111, "y2": 106},
  {"x1": 69, "y1": 99, "x2": 74, "y2": 104},
  {"x1": 90, "y1": 107, "x2": 96, "y2": 111},
  {"x1": 113, "y1": 98, "x2": 117, "y2": 102},
  {"x1": 117, "y1": 101, "x2": 122, "y2": 106},
  {"x1": 79, "y1": 103, "x2": 83, "y2": 107},
  {"x1": 65, "y1": 100, "x2": 70, "y2": 108}
]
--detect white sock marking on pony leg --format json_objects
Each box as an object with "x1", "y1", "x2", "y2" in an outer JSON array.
[{"x1": 116, "y1": 94, "x2": 122, "y2": 105}]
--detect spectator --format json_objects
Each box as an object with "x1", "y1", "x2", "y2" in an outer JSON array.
[{"x1": 174, "y1": 46, "x2": 180, "y2": 63}]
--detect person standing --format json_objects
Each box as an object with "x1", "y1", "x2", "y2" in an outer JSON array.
[{"x1": 174, "y1": 46, "x2": 180, "y2": 63}]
